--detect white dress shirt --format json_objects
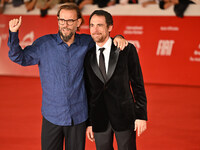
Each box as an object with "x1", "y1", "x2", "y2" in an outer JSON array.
[{"x1": 96, "y1": 37, "x2": 112, "y2": 74}]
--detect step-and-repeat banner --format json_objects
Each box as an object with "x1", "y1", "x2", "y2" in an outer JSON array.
[{"x1": 0, "y1": 15, "x2": 200, "y2": 86}]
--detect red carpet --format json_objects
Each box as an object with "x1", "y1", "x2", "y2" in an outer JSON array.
[{"x1": 0, "y1": 76, "x2": 200, "y2": 150}]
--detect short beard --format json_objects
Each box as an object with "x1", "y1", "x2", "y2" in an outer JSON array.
[
  {"x1": 59, "y1": 30, "x2": 74, "y2": 43},
  {"x1": 92, "y1": 35, "x2": 106, "y2": 43}
]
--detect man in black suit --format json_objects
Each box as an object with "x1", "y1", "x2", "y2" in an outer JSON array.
[{"x1": 84, "y1": 10, "x2": 147, "y2": 150}]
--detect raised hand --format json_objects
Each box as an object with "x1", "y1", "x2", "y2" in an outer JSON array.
[{"x1": 9, "y1": 16, "x2": 22, "y2": 32}]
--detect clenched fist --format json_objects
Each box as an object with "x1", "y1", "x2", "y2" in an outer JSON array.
[{"x1": 9, "y1": 16, "x2": 22, "y2": 32}]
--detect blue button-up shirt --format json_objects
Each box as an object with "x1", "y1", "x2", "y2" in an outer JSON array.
[{"x1": 8, "y1": 31, "x2": 94, "y2": 126}]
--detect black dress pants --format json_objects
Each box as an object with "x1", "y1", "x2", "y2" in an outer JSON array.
[
  {"x1": 41, "y1": 117, "x2": 86, "y2": 150},
  {"x1": 94, "y1": 123, "x2": 136, "y2": 150}
]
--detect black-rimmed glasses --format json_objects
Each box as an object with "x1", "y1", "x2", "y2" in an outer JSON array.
[{"x1": 58, "y1": 18, "x2": 78, "y2": 26}]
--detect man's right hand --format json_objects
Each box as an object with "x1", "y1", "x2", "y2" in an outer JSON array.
[{"x1": 9, "y1": 16, "x2": 22, "y2": 32}]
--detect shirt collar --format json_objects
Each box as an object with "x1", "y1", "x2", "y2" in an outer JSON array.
[
  {"x1": 96, "y1": 37, "x2": 112, "y2": 51},
  {"x1": 56, "y1": 32, "x2": 63, "y2": 44}
]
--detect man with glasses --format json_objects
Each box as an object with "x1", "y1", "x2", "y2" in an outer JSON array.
[{"x1": 8, "y1": 3, "x2": 127, "y2": 150}]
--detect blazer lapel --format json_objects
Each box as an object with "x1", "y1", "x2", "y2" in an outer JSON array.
[
  {"x1": 107, "y1": 43, "x2": 120, "y2": 82},
  {"x1": 90, "y1": 49, "x2": 105, "y2": 83}
]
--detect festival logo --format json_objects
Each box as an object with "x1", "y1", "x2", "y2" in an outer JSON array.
[{"x1": 20, "y1": 31, "x2": 34, "y2": 48}]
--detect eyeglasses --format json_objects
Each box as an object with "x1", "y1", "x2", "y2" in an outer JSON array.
[{"x1": 58, "y1": 18, "x2": 78, "y2": 26}]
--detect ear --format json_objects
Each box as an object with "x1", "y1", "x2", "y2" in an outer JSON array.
[
  {"x1": 108, "y1": 25, "x2": 113, "y2": 32},
  {"x1": 77, "y1": 18, "x2": 82, "y2": 28}
]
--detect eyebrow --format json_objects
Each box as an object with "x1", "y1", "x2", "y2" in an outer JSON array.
[
  {"x1": 90, "y1": 23, "x2": 104, "y2": 25},
  {"x1": 59, "y1": 18, "x2": 77, "y2": 20}
]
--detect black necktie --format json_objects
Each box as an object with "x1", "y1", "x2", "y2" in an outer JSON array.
[{"x1": 99, "y1": 48, "x2": 106, "y2": 81}]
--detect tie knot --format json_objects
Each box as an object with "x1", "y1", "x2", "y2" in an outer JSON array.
[{"x1": 99, "y1": 47, "x2": 105, "y2": 53}]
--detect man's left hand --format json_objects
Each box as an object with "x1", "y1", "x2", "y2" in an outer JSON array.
[{"x1": 134, "y1": 119, "x2": 147, "y2": 136}]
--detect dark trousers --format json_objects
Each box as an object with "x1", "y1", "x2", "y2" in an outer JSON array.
[
  {"x1": 94, "y1": 123, "x2": 136, "y2": 150},
  {"x1": 41, "y1": 117, "x2": 86, "y2": 150}
]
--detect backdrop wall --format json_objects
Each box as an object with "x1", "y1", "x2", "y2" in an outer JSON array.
[{"x1": 0, "y1": 4, "x2": 200, "y2": 86}]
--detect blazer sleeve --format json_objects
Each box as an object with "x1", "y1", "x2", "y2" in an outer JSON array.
[
  {"x1": 83, "y1": 50, "x2": 92, "y2": 126},
  {"x1": 127, "y1": 43, "x2": 148, "y2": 121}
]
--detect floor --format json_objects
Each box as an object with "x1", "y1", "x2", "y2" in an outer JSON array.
[{"x1": 0, "y1": 76, "x2": 200, "y2": 150}]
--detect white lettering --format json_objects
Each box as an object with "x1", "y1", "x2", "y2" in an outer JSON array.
[
  {"x1": 156, "y1": 40, "x2": 174, "y2": 56},
  {"x1": 0, "y1": 33, "x2": 8, "y2": 48},
  {"x1": 80, "y1": 25, "x2": 89, "y2": 29},
  {"x1": 126, "y1": 26, "x2": 143, "y2": 30},
  {"x1": 194, "y1": 50, "x2": 200, "y2": 56},
  {"x1": 0, "y1": 24, "x2": 6, "y2": 28},
  {"x1": 160, "y1": 26, "x2": 179, "y2": 31},
  {"x1": 124, "y1": 30, "x2": 143, "y2": 35},
  {"x1": 189, "y1": 43, "x2": 200, "y2": 63},
  {"x1": 124, "y1": 26, "x2": 143, "y2": 35},
  {"x1": 190, "y1": 57, "x2": 200, "y2": 62}
]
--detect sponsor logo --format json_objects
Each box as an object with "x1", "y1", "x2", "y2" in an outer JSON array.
[
  {"x1": 0, "y1": 31, "x2": 34, "y2": 49},
  {"x1": 80, "y1": 25, "x2": 89, "y2": 30},
  {"x1": 189, "y1": 43, "x2": 200, "y2": 62},
  {"x1": 124, "y1": 26, "x2": 143, "y2": 35},
  {"x1": 20, "y1": 31, "x2": 34, "y2": 48},
  {"x1": 156, "y1": 40, "x2": 174, "y2": 56},
  {"x1": 0, "y1": 33, "x2": 8, "y2": 48},
  {"x1": 160, "y1": 26, "x2": 179, "y2": 31},
  {"x1": 0, "y1": 24, "x2": 6, "y2": 28}
]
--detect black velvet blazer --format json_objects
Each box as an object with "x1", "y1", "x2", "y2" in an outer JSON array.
[{"x1": 84, "y1": 41, "x2": 147, "y2": 132}]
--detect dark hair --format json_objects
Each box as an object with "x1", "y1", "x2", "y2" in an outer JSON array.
[
  {"x1": 89, "y1": 10, "x2": 113, "y2": 27},
  {"x1": 57, "y1": 3, "x2": 84, "y2": 31},
  {"x1": 40, "y1": 9, "x2": 48, "y2": 17}
]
